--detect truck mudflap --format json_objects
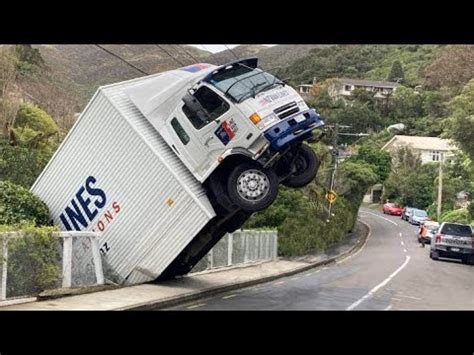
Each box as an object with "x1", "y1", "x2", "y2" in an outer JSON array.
[
  {"x1": 263, "y1": 109, "x2": 324, "y2": 151},
  {"x1": 156, "y1": 208, "x2": 252, "y2": 281}
]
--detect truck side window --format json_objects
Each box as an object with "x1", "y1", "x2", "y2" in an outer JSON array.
[
  {"x1": 171, "y1": 117, "x2": 190, "y2": 145},
  {"x1": 183, "y1": 86, "x2": 230, "y2": 129}
]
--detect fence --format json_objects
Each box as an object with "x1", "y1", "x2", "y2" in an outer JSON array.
[
  {"x1": 0, "y1": 231, "x2": 104, "y2": 302},
  {"x1": 191, "y1": 229, "x2": 278, "y2": 274}
]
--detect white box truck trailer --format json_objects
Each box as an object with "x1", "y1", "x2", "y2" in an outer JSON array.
[{"x1": 32, "y1": 58, "x2": 325, "y2": 284}]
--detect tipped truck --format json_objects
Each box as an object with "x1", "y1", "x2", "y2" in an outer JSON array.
[{"x1": 31, "y1": 58, "x2": 324, "y2": 284}]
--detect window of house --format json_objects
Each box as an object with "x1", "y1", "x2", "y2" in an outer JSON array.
[
  {"x1": 182, "y1": 86, "x2": 230, "y2": 129},
  {"x1": 431, "y1": 151, "x2": 440, "y2": 161},
  {"x1": 344, "y1": 85, "x2": 352, "y2": 91},
  {"x1": 171, "y1": 117, "x2": 190, "y2": 145}
]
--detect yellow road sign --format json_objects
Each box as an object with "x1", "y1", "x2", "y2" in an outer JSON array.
[{"x1": 326, "y1": 190, "x2": 337, "y2": 204}]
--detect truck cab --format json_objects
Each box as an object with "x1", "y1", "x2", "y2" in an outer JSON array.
[{"x1": 127, "y1": 58, "x2": 324, "y2": 213}]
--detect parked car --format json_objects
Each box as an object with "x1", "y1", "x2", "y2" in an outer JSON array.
[
  {"x1": 383, "y1": 203, "x2": 403, "y2": 216},
  {"x1": 430, "y1": 222, "x2": 474, "y2": 264},
  {"x1": 418, "y1": 221, "x2": 440, "y2": 244},
  {"x1": 408, "y1": 209, "x2": 429, "y2": 225},
  {"x1": 401, "y1": 207, "x2": 414, "y2": 221}
]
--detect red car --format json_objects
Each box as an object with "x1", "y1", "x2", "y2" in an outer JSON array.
[{"x1": 383, "y1": 203, "x2": 403, "y2": 216}]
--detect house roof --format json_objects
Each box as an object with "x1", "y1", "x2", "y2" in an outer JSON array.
[
  {"x1": 382, "y1": 135, "x2": 457, "y2": 152},
  {"x1": 338, "y1": 78, "x2": 400, "y2": 88}
]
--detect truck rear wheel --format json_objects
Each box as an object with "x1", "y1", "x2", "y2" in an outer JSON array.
[
  {"x1": 282, "y1": 144, "x2": 319, "y2": 188},
  {"x1": 227, "y1": 163, "x2": 278, "y2": 212}
]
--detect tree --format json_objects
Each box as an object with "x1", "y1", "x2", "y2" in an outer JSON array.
[
  {"x1": 15, "y1": 45, "x2": 45, "y2": 68},
  {"x1": 387, "y1": 60, "x2": 405, "y2": 83},
  {"x1": 350, "y1": 144, "x2": 392, "y2": 183},
  {"x1": 423, "y1": 45, "x2": 474, "y2": 90},
  {"x1": 445, "y1": 79, "x2": 474, "y2": 159},
  {"x1": 0, "y1": 46, "x2": 19, "y2": 136},
  {"x1": 0, "y1": 103, "x2": 59, "y2": 187}
]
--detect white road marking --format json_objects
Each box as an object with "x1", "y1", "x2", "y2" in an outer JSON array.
[
  {"x1": 361, "y1": 211, "x2": 398, "y2": 226},
  {"x1": 384, "y1": 305, "x2": 393, "y2": 311},
  {"x1": 391, "y1": 298, "x2": 402, "y2": 301},
  {"x1": 403, "y1": 249, "x2": 407, "y2": 253},
  {"x1": 399, "y1": 233, "x2": 402, "y2": 237},
  {"x1": 346, "y1": 255, "x2": 411, "y2": 311},
  {"x1": 401, "y1": 241, "x2": 405, "y2": 246},
  {"x1": 274, "y1": 281, "x2": 285, "y2": 285},
  {"x1": 187, "y1": 303, "x2": 206, "y2": 309},
  {"x1": 222, "y1": 294, "x2": 237, "y2": 299},
  {"x1": 397, "y1": 294, "x2": 422, "y2": 301},
  {"x1": 290, "y1": 276, "x2": 300, "y2": 281}
]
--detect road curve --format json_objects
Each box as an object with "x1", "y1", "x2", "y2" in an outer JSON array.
[{"x1": 164, "y1": 208, "x2": 474, "y2": 310}]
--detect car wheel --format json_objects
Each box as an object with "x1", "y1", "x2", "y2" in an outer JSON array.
[
  {"x1": 282, "y1": 144, "x2": 319, "y2": 188},
  {"x1": 227, "y1": 162, "x2": 279, "y2": 213},
  {"x1": 430, "y1": 250, "x2": 440, "y2": 260},
  {"x1": 467, "y1": 255, "x2": 474, "y2": 265}
]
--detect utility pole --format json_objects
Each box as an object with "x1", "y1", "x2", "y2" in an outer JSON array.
[
  {"x1": 325, "y1": 124, "x2": 369, "y2": 221},
  {"x1": 437, "y1": 152, "x2": 443, "y2": 221}
]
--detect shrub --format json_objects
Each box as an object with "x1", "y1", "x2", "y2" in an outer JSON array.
[
  {"x1": 15, "y1": 103, "x2": 58, "y2": 136},
  {"x1": 0, "y1": 180, "x2": 49, "y2": 226},
  {"x1": 440, "y1": 208, "x2": 471, "y2": 224}
]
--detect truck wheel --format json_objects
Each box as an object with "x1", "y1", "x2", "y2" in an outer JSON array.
[
  {"x1": 282, "y1": 144, "x2": 319, "y2": 188},
  {"x1": 227, "y1": 163, "x2": 278, "y2": 212}
]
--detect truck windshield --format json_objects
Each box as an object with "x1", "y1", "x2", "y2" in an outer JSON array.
[{"x1": 208, "y1": 64, "x2": 283, "y2": 103}]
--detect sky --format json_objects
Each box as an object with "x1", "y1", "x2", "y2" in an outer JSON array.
[{"x1": 190, "y1": 45, "x2": 275, "y2": 53}]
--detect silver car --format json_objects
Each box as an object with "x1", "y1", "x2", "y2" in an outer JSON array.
[{"x1": 430, "y1": 222, "x2": 474, "y2": 264}]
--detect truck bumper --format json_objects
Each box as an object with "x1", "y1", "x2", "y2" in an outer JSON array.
[{"x1": 263, "y1": 109, "x2": 324, "y2": 151}]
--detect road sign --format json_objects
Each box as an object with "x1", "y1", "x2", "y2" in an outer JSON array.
[{"x1": 326, "y1": 190, "x2": 337, "y2": 204}]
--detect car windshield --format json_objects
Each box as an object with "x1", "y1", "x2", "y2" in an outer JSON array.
[
  {"x1": 426, "y1": 225, "x2": 439, "y2": 231},
  {"x1": 414, "y1": 210, "x2": 427, "y2": 217},
  {"x1": 207, "y1": 64, "x2": 283, "y2": 103},
  {"x1": 441, "y1": 223, "x2": 472, "y2": 237}
]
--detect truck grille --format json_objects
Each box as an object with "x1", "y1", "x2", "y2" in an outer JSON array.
[{"x1": 274, "y1": 101, "x2": 299, "y2": 120}]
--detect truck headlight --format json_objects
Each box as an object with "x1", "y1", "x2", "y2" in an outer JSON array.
[
  {"x1": 259, "y1": 113, "x2": 279, "y2": 129},
  {"x1": 296, "y1": 99, "x2": 308, "y2": 110}
]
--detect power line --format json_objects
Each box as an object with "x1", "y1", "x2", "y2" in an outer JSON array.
[
  {"x1": 224, "y1": 45, "x2": 239, "y2": 61},
  {"x1": 170, "y1": 45, "x2": 193, "y2": 65},
  {"x1": 172, "y1": 45, "x2": 193, "y2": 65},
  {"x1": 178, "y1": 45, "x2": 200, "y2": 63},
  {"x1": 155, "y1": 44, "x2": 185, "y2": 67},
  {"x1": 94, "y1": 44, "x2": 149, "y2": 76},
  {"x1": 200, "y1": 45, "x2": 217, "y2": 64}
]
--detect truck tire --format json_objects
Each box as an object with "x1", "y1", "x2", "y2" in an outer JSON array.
[
  {"x1": 227, "y1": 163, "x2": 278, "y2": 212},
  {"x1": 282, "y1": 144, "x2": 319, "y2": 188}
]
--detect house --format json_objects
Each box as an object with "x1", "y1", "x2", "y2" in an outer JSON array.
[
  {"x1": 381, "y1": 135, "x2": 457, "y2": 164},
  {"x1": 297, "y1": 84, "x2": 314, "y2": 96},
  {"x1": 296, "y1": 77, "x2": 317, "y2": 97},
  {"x1": 363, "y1": 135, "x2": 458, "y2": 204},
  {"x1": 328, "y1": 78, "x2": 400, "y2": 100}
]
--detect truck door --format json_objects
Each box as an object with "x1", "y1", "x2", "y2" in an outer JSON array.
[{"x1": 179, "y1": 83, "x2": 256, "y2": 179}]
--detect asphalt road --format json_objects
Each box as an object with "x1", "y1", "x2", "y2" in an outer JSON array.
[{"x1": 165, "y1": 208, "x2": 474, "y2": 310}]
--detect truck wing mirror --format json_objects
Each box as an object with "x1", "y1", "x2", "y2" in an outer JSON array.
[
  {"x1": 183, "y1": 92, "x2": 203, "y2": 113},
  {"x1": 182, "y1": 92, "x2": 211, "y2": 121}
]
